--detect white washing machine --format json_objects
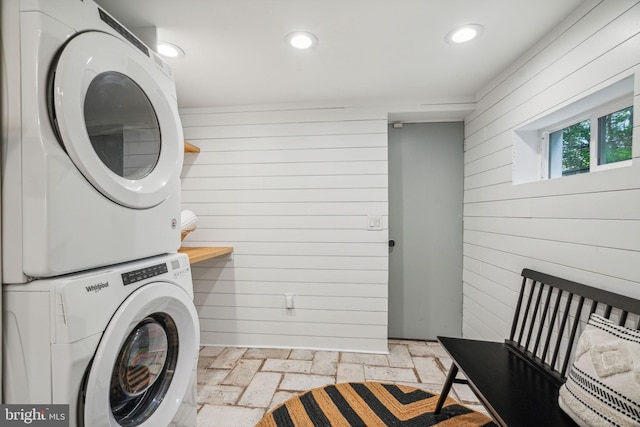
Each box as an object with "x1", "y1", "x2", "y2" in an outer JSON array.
[
  {"x1": 1, "y1": 0, "x2": 184, "y2": 283},
  {"x1": 3, "y1": 253, "x2": 200, "y2": 427}
]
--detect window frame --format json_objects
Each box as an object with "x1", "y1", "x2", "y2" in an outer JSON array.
[
  {"x1": 539, "y1": 96, "x2": 633, "y2": 180},
  {"x1": 591, "y1": 98, "x2": 633, "y2": 172}
]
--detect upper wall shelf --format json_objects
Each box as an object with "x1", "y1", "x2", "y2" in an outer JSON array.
[{"x1": 184, "y1": 141, "x2": 200, "y2": 153}]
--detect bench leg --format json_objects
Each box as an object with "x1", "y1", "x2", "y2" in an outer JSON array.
[{"x1": 434, "y1": 364, "x2": 458, "y2": 414}]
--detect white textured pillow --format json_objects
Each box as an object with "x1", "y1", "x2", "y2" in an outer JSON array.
[{"x1": 558, "y1": 314, "x2": 640, "y2": 427}]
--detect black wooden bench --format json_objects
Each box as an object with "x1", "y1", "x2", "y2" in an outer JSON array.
[{"x1": 434, "y1": 269, "x2": 640, "y2": 427}]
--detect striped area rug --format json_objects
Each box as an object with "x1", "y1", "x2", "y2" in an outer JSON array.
[{"x1": 255, "y1": 382, "x2": 497, "y2": 426}]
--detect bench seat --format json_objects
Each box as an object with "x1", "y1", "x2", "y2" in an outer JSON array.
[
  {"x1": 438, "y1": 336, "x2": 577, "y2": 427},
  {"x1": 434, "y1": 269, "x2": 640, "y2": 427}
]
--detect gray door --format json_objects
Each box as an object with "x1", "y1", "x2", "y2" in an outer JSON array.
[{"x1": 388, "y1": 122, "x2": 463, "y2": 340}]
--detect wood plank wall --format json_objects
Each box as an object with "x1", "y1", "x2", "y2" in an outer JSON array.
[
  {"x1": 179, "y1": 106, "x2": 389, "y2": 352},
  {"x1": 462, "y1": 0, "x2": 640, "y2": 341}
]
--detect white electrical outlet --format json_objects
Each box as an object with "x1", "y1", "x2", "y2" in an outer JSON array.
[{"x1": 285, "y1": 293, "x2": 295, "y2": 309}]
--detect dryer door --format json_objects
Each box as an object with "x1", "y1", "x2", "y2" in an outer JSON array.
[
  {"x1": 81, "y1": 282, "x2": 199, "y2": 427},
  {"x1": 50, "y1": 31, "x2": 182, "y2": 209}
]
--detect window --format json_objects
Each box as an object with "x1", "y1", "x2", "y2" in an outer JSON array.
[
  {"x1": 548, "y1": 119, "x2": 590, "y2": 178},
  {"x1": 543, "y1": 100, "x2": 633, "y2": 180},
  {"x1": 598, "y1": 106, "x2": 633, "y2": 166},
  {"x1": 513, "y1": 76, "x2": 635, "y2": 185}
]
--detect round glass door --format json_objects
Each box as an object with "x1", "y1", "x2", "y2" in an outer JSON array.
[
  {"x1": 50, "y1": 31, "x2": 182, "y2": 209},
  {"x1": 110, "y1": 314, "x2": 178, "y2": 426},
  {"x1": 84, "y1": 72, "x2": 161, "y2": 181}
]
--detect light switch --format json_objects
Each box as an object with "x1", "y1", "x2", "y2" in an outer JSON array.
[{"x1": 367, "y1": 215, "x2": 383, "y2": 231}]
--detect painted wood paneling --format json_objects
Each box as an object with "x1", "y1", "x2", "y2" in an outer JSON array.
[
  {"x1": 182, "y1": 134, "x2": 388, "y2": 152},
  {"x1": 193, "y1": 215, "x2": 385, "y2": 230},
  {"x1": 188, "y1": 147, "x2": 388, "y2": 165},
  {"x1": 464, "y1": 242, "x2": 639, "y2": 295},
  {"x1": 465, "y1": 217, "x2": 640, "y2": 251},
  {"x1": 198, "y1": 332, "x2": 384, "y2": 353},
  {"x1": 193, "y1": 292, "x2": 387, "y2": 312},
  {"x1": 181, "y1": 175, "x2": 388, "y2": 191},
  {"x1": 467, "y1": 1, "x2": 638, "y2": 134},
  {"x1": 191, "y1": 265, "x2": 387, "y2": 284},
  {"x1": 181, "y1": 107, "x2": 385, "y2": 127},
  {"x1": 464, "y1": 147, "x2": 512, "y2": 177},
  {"x1": 464, "y1": 199, "x2": 533, "y2": 218},
  {"x1": 186, "y1": 242, "x2": 388, "y2": 257},
  {"x1": 181, "y1": 189, "x2": 387, "y2": 204},
  {"x1": 465, "y1": 164, "x2": 640, "y2": 203},
  {"x1": 462, "y1": 1, "x2": 640, "y2": 340},
  {"x1": 184, "y1": 120, "x2": 387, "y2": 140},
  {"x1": 180, "y1": 106, "x2": 389, "y2": 352},
  {"x1": 196, "y1": 254, "x2": 387, "y2": 271},
  {"x1": 182, "y1": 161, "x2": 387, "y2": 178},
  {"x1": 463, "y1": 164, "x2": 511, "y2": 190},
  {"x1": 197, "y1": 306, "x2": 387, "y2": 326},
  {"x1": 470, "y1": 0, "x2": 605, "y2": 113},
  {"x1": 182, "y1": 202, "x2": 388, "y2": 217},
  {"x1": 193, "y1": 280, "x2": 388, "y2": 298},
  {"x1": 190, "y1": 229, "x2": 387, "y2": 244}
]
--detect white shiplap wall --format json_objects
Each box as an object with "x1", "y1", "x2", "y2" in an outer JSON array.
[
  {"x1": 180, "y1": 106, "x2": 389, "y2": 353},
  {"x1": 463, "y1": 0, "x2": 640, "y2": 341}
]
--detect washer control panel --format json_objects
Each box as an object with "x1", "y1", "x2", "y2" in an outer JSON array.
[
  {"x1": 170, "y1": 257, "x2": 191, "y2": 280},
  {"x1": 122, "y1": 263, "x2": 168, "y2": 286}
]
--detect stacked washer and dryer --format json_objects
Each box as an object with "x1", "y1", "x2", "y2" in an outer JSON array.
[{"x1": 1, "y1": 1, "x2": 199, "y2": 426}]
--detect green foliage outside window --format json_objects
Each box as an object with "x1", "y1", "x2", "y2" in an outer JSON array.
[
  {"x1": 557, "y1": 119, "x2": 591, "y2": 176},
  {"x1": 549, "y1": 105, "x2": 633, "y2": 178},
  {"x1": 598, "y1": 106, "x2": 633, "y2": 165}
]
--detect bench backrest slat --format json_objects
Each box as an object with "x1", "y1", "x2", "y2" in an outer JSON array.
[
  {"x1": 517, "y1": 281, "x2": 537, "y2": 345},
  {"x1": 561, "y1": 296, "x2": 584, "y2": 378},
  {"x1": 540, "y1": 289, "x2": 563, "y2": 364},
  {"x1": 619, "y1": 310, "x2": 628, "y2": 326},
  {"x1": 524, "y1": 282, "x2": 545, "y2": 350},
  {"x1": 550, "y1": 292, "x2": 573, "y2": 374},
  {"x1": 506, "y1": 269, "x2": 640, "y2": 384},
  {"x1": 508, "y1": 276, "x2": 527, "y2": 342},
  {"x1": 532, "y1": 285, "x2": 554, "y2": 357},
  {"x1": 588, "y1": 300, "x2": 597, "y2": 316}
]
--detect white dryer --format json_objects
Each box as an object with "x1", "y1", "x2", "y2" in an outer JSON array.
[
  {"x1": 3, "y1": 253, "x2": 200, "y2": 427},
  {"x1": 1, "y1": 0, "x2": 184, "y2": 283}
]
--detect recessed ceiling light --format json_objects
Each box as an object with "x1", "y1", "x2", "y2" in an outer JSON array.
[
  {"x1": 157, "y1": 41, "x2": 185, "y2": 58},
  {"x1": 445, "y1": 24, "x2": 484, "y2": 44},
  {"x1": 286, "y1": 31, "x2": 318, "y2": 50}
]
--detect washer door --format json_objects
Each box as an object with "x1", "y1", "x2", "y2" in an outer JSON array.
[
  {"x1": 50, "y1": 31, "x2": 182, "y2": 209},
  {"x1": 82, "y1": 282, "x2": 199, "y2": 427}
]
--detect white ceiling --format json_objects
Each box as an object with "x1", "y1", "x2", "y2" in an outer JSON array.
[{"x1": 95, "y1": 0, "x2": 584, "y2": 115}]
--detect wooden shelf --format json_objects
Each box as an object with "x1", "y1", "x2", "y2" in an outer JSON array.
[
  {"x1": 178, "y1": 246, "x2": 233, "y2": 264},
  {"x1": 184, "y1": 141, "x2": 200, "y2": 153}
]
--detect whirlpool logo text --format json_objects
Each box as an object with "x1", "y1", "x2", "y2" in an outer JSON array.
[{"x1": 85, "y1": 281, "x2": 109, "y2": 293}]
